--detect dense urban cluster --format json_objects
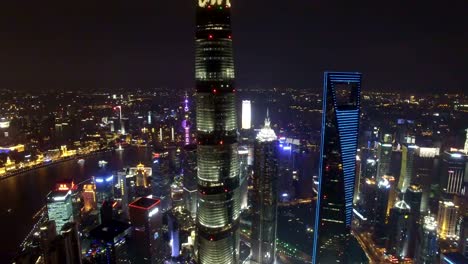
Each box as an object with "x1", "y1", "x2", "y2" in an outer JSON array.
[{"x1": 2, "y1": 1, "x2": 467, "y2": 264}]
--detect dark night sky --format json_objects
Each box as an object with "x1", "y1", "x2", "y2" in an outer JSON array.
[{"x1": 1, "y1": 0, "x2": 467, "y2": 92}]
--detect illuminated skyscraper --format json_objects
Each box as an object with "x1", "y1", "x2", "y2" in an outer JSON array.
[
  {"x1": 416, "y1": 216, "x2": 438, "y2": 264},
  {"x1": 151, "y1": 149, "x2": 173, "y2": 212},
  {"x1": 440, "y1": 151, "x2": 467, "y2": 195},
  {"x1": 437, "y1": 199, "x2": 459, "y2": 239},
  {"x1": 182, "y1": 144, "x2": 198, "y2": 218},
  {"x1": 129, "y1": 197, "x2": 165, "y2": 263},
  {"x1": 373, "y1": 176, "x2": 393, "y2": 246},
  {"x1": 376, "y1": 134, "x2": 393, "y2": 178},
  {"x1": 93, "y1": 173, "x2": 114, "y2": 208},
  {"x1": 60, "y1": 222, "x2": 82, "y2": 264},
  {"x1": 46, "y1": 190, "x2": 74, "y2": 234},
  {"x1": 404, "y1": 184, "x2": 422, "y2": 258},
  {"x1": 251, "y1": 112, "x2": 278, "y2": 264},
  {"x1": 195, "y1": 0, "x2": 241, "y2": 263},
  {"x1": 242, "y1": 100, "x2": 252, "y2": 130},
  {"x1": 386, "y1": 200, "x2": 411, "y2": 260},
  {"x1": 313, "y1": 72, "x2": 362, "y2": 263},
  {"x1": 82, "y1": 184, "x2": 97, "y2": 212},
  {"x1": 398, "y1": 143, "x2": 418, "y2": 193}
]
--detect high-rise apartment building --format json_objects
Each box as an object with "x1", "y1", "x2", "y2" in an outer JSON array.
[
  {"x1": 195, "y1": 1, "x2": 241, "y2": 263},
  {"x1": 313, "y1": 72, "x2": 361, "y2": 263}
]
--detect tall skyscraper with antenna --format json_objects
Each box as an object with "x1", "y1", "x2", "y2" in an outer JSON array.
[
  {"x1": 313, "y1": 72, "x2": 362, "y2": 263},
  {"x1": 194, "y1": 1, "x2": 241, "y2": 263}
]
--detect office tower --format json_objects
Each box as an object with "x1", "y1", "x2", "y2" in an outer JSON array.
[
  {"x1": 358, "y1": 178, "x2": 377, "y2": 224},
  {"x1": 416, "y1": 216, "x2": 438, "y2": 264},
  {"x1": 55, "y1": 180, "x2": 80, "y2": 221},
  {"x1": 100, "y1": 200, "x2": 114, "y2": 223},
  {"x1": 116, "y1": 170, "x2": 129, "y2": 218},
  {"x1": 47, "y1": 190, "x2": 73, "y2": 234},
  {"x1": 313, "y1": 72, "x2": 362, "y2": 263},
  {"x1": 440, "y1": 151, "x2": 467, "y2": 195},
  {"x1": 129, "y1": 197, "x2": 165, "y2": 263},
  {"x1": 363, "y1": 158, "x2": 378, "y2": 179},
  {"x1": 386, "y1": 200, "x2": 411, "y2": 260},
  {"x1": 151, "y1": 149, "x2": 173, "y2": 212},
  {"x1": 171, "y1": 181, "x2": 185, "y2": 209},
  {"x1": 89, "y1": 220, "x2": 131, "y2": 263},
  {"x1": 93, "y1": 173, "x2": 114, "y2": 208},
  {"x1": 134, "y1": 163, "x2": 150, "y2": 188},
  {"x1": 404, "y1": 184, "x2": 423, "y2": 258},
  {"x1": 405, "y1": 185, "x2": 423, "y2": 219},
  {"x1": 377, "y1": 134, "x2": 393, "y2": 178},
  {"x1": 182, "y1": 144, "x2": 197, "y2": 218},
  {"x1": 195, "y1": 1, "x2": 241, "y2": 263},
  {"x1": 238, "y1": 146, "x2": 249, "y2": 210},
  {"x1": 39, "y1": 221, "x2": 57, "y2": 262},
  {"x1": 82, "y1": 184, "x2": 96, "y2": 212},
  {"x1": 413, "y1": 147, "x2": 439, "y2": 212},
  {"x1": 458, "y1": 216, "x2": 468, "y2": 258},
  {"x1": 251, "y1": 113, "x2": 278, "y2": 264},
  {"x1": 398, "y1": 143, "x2": 418, "y2": 193},
  {"x1": 373, "y1": 177, "x2": 392, "y2": 245},
  {"x1": 242, "y1": 100, "x2": 252, "y2": 130},
  {"x1": 437, "y1": 199, "x2": 460, "y2": 239},
  {"x1": 60, "y1": 222, "x2": 82, "y2": 264}
]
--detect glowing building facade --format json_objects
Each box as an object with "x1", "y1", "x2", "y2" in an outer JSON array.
[
  {"x1": 251, "y1": 113, "x2": 278, "y2": 264},
  {"x1": 416, "y1": 216, "x2": 438, "y2": 264},
  {"x1": 242, "y1": 100, "x2": 252, "y2": 130},
  {"x1": 82, "y1": 184, "x2": 97, "y2": 212},
  {"x1": 47, "y1": 190, "x2": 74, "y2": 234},
  {"x1": 195, "y1": 0, "x2": 240, "y2": 263},
  {"x1": 437, "y1": 199, "x2": 459, "y2": 239},
  {"x1": 386, "y1": 200, "x2": 411, "y2": 260},
  {"x1": 129, "y1": 197, "x2": 165, "y2": 263},
  {"x1": 398, "y1": 144, "x2": 418, "y2": 193},
  {"x1": 440, "y1": 151, "x2": 467, "y2": 195},
  {"x1": 313, "y1": 72, "x2": 361, "y2": 263}
]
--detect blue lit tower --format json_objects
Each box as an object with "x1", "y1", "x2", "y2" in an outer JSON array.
[
  {"x1": 195, "y1": 1, "x2": 241, "y2": 263},
  {"x1": 312, "y1": 72, "x2": 362, "y2": 263}
]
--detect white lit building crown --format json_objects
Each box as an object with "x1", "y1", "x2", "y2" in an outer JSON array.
[{"x1": 256, "y1": 110, "x2": 277, "y2": 142}]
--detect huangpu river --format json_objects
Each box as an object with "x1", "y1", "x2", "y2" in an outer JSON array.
[{"x1": 0, "y1": 147, "x2": 153, "y2": 261}]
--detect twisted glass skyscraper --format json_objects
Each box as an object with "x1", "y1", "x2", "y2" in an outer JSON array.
[
  {"x1": 313, "y1": 72, "x2": 361, "y2": 263},
  {"x1": 195, "y1": 1, "x2": 241, "y2": 263}
]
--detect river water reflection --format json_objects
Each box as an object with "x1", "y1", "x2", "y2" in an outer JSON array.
[{"x1": 0, "y1": 147, "x2": 153, "y2": 261}]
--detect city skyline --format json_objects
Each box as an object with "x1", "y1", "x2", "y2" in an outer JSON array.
[
  {"x1": 1, "y1": 1, "x2": 467, "y2": 263},
  {"x1": 1, "y1": 0, "x2": 467, "y2": 92}
]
